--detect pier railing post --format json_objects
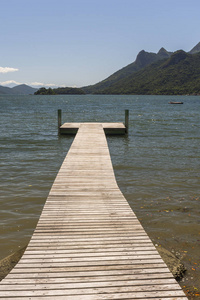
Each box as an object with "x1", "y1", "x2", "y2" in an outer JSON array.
[
  {"x1": 58, "y1": 109, "x2": 62, "y2": 135},
  {"x1": 125, "y1": 109, "x2": 129, "y2": 134}
]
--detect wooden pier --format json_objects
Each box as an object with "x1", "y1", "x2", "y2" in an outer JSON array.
[
  {"x1": 57, "y1": 109, "x2": 129, "y2": 135},
  {"x1": 0, "y1": 123, "x2": 187, "y2": 299},
  {"x1": 60, "y1": 122, "x2": 126, "y2": 135}
]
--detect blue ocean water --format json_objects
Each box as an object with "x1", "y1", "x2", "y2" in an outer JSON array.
[{"x1": 0, "y1": 94, "x2": 200, "y2": 293}]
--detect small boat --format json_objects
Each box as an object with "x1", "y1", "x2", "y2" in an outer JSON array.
[{"x1": 169, "y1": 101, "x2": 183, "y2": 104}]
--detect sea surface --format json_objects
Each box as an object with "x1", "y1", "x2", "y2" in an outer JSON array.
[{"x1": 0, "y1": 94, "x2": 200, "y2": 297}]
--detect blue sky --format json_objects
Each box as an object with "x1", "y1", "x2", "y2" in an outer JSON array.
[{"x1": 0, "y1": 0, "x2": 200, "y2": 88}]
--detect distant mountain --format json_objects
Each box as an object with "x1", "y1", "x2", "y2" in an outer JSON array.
[
  {"x1": 0, "y1": 84, "x2": 37, "y2": 95},
  {"x1": 96, "y1": 50, "x2": 200, "y2": 95},
  {"x1": 82, "y1": 41, "x2": 200, "y2": 95},
  {"x1": 83, "y1": 47, "x2": 173, "y2": 94},
  {"x1": 11, "y1": 84, "x2": 37, "y2": 95},
  {"x1": 0, "y1": 85, "x2": 13, "y2": 95}
]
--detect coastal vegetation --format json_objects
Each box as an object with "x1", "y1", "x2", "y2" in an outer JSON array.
[{"x1": 34, "y1": 87, "x2": 85, "y2": 95}]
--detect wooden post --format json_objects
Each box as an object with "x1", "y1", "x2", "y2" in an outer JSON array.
[
  {"x1": 125, "y1": 109, "x2": 129, "y2": 134},
  {"x1": 58, "y1": 109, "x2": 62, "y2": 135}
]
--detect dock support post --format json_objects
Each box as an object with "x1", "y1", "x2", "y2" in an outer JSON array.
[
  {"x1": 125, "y1": 109, "x2": 129, "y2": 134},
  {"x1": 58, "y1": 109, "x2": 62, "y2": 135}
]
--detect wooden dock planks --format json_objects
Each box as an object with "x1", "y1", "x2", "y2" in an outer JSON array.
[
  {"x1": 0, "y1": 123, "x2": 187, "y2": 299},
  {"x1": 60, "y1": 122, "x2": 126, "y2": 135}
]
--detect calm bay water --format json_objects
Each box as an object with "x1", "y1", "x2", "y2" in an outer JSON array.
[{"x1": 0, "y1": 94, "x2": 200, "y2": 296}]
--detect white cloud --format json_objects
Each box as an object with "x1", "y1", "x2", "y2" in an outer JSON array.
[
  {"x1": 30, "y1": 82, "x2": 57, "y2": 87},
  {"x1": 0, "y1": 80, "x2": 21, "y2": 86},
  {"x1": 0, "y1": 67, "x2": 19, "y2": 73}
]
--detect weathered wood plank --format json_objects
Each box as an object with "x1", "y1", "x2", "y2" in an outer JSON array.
[
  {"x1": 22, "y1": 250, "x2": 159, "y2": 258},
  {"x1": 22, "y1": 246, "x2": 157, "y2": 254},
  {"x1": 0, "y1": 281, "x2": 181, "y2": 291},
  {"x1": 0, "y1": 296, "x2": 187, "y2": 300},
  {"x1": 12, "y1": 258, "x2": 165, "y2": 268},
  {"x1": 8, "y1": 265, "x2": 171, "y2": 275},
  {"x1": 0, "y1": 289, "x2": 187, "y2": 298},
  {"x1": 6, "y1": 267, "x2": 172, "y2": 278},
  {"x1": 1, "y1": 274, "x2": 176, "y2": 283}
]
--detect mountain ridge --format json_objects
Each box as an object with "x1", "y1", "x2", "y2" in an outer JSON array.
[
  {"x1": 83, "y1": 47, "x2": 173, "y2": 94},
  {"x1": 97, "y1": 50, "x2": 200, "y2": 95},
  {"x1": 0, "y1": 84, "x2": 37, "y2": 95},
  {"x1": 1, "y1": 42, "x2": 200, "y2": 96},
  {"x1": 82, "y1": 41, "x2": 200, "y2": 95}
]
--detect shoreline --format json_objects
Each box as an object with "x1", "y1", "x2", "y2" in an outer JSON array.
[{"x1": 0, "y1": 246, "x2": 27, "y2": 281}]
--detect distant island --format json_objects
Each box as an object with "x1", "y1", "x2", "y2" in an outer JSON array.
[
  {"x1": 34, "y1": 87, "x2": 85, "y2": 95},
  {"x1": 1, "y1": 41, "x2": 200, "y2": 96}
]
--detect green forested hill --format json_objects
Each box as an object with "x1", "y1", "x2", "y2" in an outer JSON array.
[
  {"x1": 83, "y1": 48, "x2": 172, "y2": 94},
  {"x1": 82, "y1": 42, "x2": 200, "y2": 95},
  {"x1": 34, "y1": 87, "x2": 85, "y2": 95},
  {"x1": 91, "y1": 51, "x2": 200, "y2": 95}
]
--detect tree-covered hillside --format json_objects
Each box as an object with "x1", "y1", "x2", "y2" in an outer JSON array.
[
  {"x1": 34, "y1": 87, "x2": 85, "y2": 95},
  {"x1": 91, "y1": 51, "x2": 200, "y2": 95},
  {"x1": 82, "y1": 42, "x2": 200, "y2": 95}
]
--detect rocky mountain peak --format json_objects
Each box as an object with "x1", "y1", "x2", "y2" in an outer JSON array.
[
  {"x1": 157, "y1": 47, "x2": 173, "y2": 59},
  {"x1": 158, "y1": 47, "x2": 167, "y2": 54},
  {"x1": 135, "y1": 50, "x2": 157, "y2": 69}
]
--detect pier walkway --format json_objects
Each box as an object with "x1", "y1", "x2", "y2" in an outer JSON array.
[{"x1": 0, "y1": 123, "x2": 187, "y2": 299}]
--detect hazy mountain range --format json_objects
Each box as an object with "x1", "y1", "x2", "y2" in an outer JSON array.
[
  {"x1": 0, "y1": 84, "x2": 37, "y2": 95},
  {"x1": 1, "y1": 41, "x2": 200, "y2": 95}
]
